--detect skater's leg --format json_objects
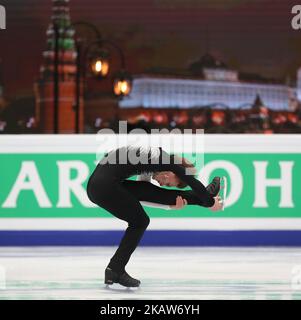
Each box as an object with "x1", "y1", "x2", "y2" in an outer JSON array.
[
  {"x1": 92, "y1": 181, "x2": 150, "y2": 274},
  {"x1": 122, "y1": 180, "x2": 203, "y2": 206},
  {"x1": 108, "y1": 224, "x2": 148, "y2": 274}
]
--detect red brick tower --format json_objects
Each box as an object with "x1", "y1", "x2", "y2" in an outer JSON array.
[{"x1": 35, "y1": 0, "x2": 83, "y2": 133}]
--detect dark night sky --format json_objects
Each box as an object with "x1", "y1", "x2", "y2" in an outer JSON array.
[{"x1": 0, "y1": 0, "x2": 300, "y2": 98}]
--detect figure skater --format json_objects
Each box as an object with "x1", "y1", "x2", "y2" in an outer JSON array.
[{"x1": 86, "y1": 145, "x2": 224, "y2": 288}]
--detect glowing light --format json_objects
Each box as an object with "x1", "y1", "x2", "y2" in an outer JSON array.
[
  {"x1": 114, "y1": 79, "x2": 132, "y2": 96},
  {"x1": 120, "y1": 81, "x2": 128, "y2": 94},
  {"x1": 91, "y1": 58, "x2": 109, "y2": 77},
  {"x1": 95, "y1": 60, "x2": 102, "y2": 73}
]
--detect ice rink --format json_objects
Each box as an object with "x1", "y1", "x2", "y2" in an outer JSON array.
[{"x1": 0, "y1": 247, "x2": 301, "y2": 300}]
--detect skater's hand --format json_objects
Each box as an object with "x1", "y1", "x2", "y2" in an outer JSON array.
[
  {"x1": 209, "y1": 196, "x2": 223, "y2": 212},
  {"x1": 170, "y1": 196, "x2": 187, "y2": 210}
]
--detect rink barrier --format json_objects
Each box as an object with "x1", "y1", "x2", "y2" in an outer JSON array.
[
  {"x1": 0, "y1": 230, "x2": 301, "y2": 246},
  {"x1": 0, "y1": 134, "x2": 301, "y2": 246}
]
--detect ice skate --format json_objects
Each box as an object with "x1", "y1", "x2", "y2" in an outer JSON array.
[
  {"x1": 206, "y1": 176, "x2": 221, "y2": 197},
  {"x1": 105, "y1": 267, "x2": 141, "y2": 288},
  {"x1": 219, "y1": 176, "x2": 227, "y2": 211}
]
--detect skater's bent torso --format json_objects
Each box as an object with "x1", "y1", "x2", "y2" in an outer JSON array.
[
  {"x1": 86, "y1": 145, "x2": 214, "y2": 276},
  {"x1": 87, "y1": 146, "x2": 214, "y2": 208}
]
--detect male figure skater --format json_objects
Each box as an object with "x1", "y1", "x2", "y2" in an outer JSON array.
[{"x1": 86, "y1": 145, "x2": 223, "y2": 288}]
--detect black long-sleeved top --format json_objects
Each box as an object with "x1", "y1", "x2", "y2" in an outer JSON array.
[{"x1": 93, "y1": 145, "x2": 214, "y2": 208}]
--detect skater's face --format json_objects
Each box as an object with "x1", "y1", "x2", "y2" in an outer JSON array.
[{"x1": 153, "y1": 171, "x2": 180, "y2": 187}]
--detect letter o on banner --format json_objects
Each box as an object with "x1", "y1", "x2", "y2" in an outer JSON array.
[{"x1": 199, "y1": 160, "x2": 243, "y2": 208}]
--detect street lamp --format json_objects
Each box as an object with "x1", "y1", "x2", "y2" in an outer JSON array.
[
  {"x1": 113, "y1": 70, "x2": 133, "y2": 97},
  {"x1": 53, "y1": 21, "x2": 132, "y2": 133},
  {"x1": 89, "y1": 50, "x2": 110, "y2": 78},
  {"x1": 53, "y1": 23, "x2": 60, "y2": 134}
]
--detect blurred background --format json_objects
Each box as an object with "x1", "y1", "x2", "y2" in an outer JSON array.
[
  {"x1": 1, "y1": 0, "x2": 301, "y2": 134},
  {"x1": 1, "y1": 1, "x2": 301, "y2": 300}
]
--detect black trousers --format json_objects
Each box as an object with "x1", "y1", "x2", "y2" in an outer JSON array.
[{"x1": 87, "y1": 177, "x2": 202, "y2": 274}]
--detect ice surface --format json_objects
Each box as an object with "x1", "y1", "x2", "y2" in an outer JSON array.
[{"x1": 0, "y1": 247, "x2": 300, "y2": 300}]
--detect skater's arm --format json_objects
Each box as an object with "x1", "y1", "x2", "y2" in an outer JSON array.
[
  {"x1": 140, "y1": 196, "x2": 187, "y2": 210},
  {"x1": 169, "y1": 163, "x2": 214, "y2": 208},
  {"x1": 140, "y1": 201, "x2": 172, "y2": 210}
]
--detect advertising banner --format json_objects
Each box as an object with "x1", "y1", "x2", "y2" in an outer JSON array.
[{"x1": 0, "y1": 134, "x2": 300, "y2": 246}]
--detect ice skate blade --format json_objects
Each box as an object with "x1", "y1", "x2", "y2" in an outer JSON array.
[
  {"x1": 221, "y1": 176, "x2": 227, "y2": 211},
  {"x1": 104, "y1": 283, "x2": 140, "y2": 291}
]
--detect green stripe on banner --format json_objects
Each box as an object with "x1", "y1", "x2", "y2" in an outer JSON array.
[{"x1": 0, "y1": 152, "x2": 300, "y2": 218}]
